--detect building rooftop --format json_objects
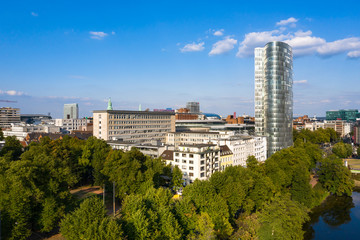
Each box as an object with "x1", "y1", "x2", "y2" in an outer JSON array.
[
  {"x1": 179, "y1": 143, "x2": 216, "y2": 148},
  {"x1": 160, "y1": 150, "x2": 174, "y2": 160},
  {"x1": 93, "y1": 110, "x2": 175, "y2": 115}
]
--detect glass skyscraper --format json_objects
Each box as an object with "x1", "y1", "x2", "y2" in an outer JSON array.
[
  {"x1": 255, "y1": 41, "x2": 293, "y2": 157},
  {"x1": 64, "y1": 103, "x2": 79, "y2": 119}
]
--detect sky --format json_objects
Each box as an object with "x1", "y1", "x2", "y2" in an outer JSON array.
[{"x1": 1, "y1": 0, "x2": 360, "y2": 118}]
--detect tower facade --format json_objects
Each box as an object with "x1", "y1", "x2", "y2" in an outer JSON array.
[
  {"x1": 255, "y1": 41, "x2": 293, "y2": 157},
  {"x1": 64, "y1": 103, "x2": 79, "y2": 119}
]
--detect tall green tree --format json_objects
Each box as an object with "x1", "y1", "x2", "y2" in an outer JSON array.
[
  {"x1": 60, "y1": 197, "x2": 123, "y2": 240},
  {"x1": 318, "y1": 155, "x2": 354, "y2": 196},
  {"x1": 332, "y1": 142, "x2": 352, "y2": 158}
]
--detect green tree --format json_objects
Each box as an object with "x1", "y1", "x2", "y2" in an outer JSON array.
[
  {"x1": 121, "y1": 187, "x2": 182, "y2": 240},
  {"x1": 318, "y1": 155, "x2": 354, "y2": 196},
  {"x1": 257, "y1": 195, "x2": 310, "y2": 240},
  {"x1": 172, "y1": 165, "x2": 183, "y2": 191},
  {"x1": 332, "y1": 142, "x2": 352, "y2": 158},
  {"x1": 0, "y1": 128, "x2": 4, "y2": 140},
  {"x1": 357, "y1": 146, "x2": 360, "y2": 156},
  {"x1": 188, "y1": 212, "x2": 216, "y2": 240},
  {"x1": 230, "y1": 213, "x2": 260, "y2": 240},
  {"x1": 60, "y1": 197, "x2": 123, "y2": 240},
  {"x1": 0, "y1": 136, "x2": 23, "y2": 160}
]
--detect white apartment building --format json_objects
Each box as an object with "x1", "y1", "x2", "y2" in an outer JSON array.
[
  {"x1": 305, "y1": 122, "x2": 325, "y2": 131},
  {"x1": 166, "y1": 131, "x2": 267, "y2": 166},
  {"x1": 161, "y1": 144, "x2": 220, "y2": 185},
  {"x1": 55, "y1": 118, "x2": 90, "y2": 132},
  {"x1": 219, "y1": 136, "x2": 267, "y2": 166},
  {"x1": 165, "y1": 131, "x2": 234, "y2": 147}
]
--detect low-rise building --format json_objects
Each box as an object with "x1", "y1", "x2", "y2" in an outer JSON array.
[
  {"x1": 161, "y1": 144, "x2": 220, "y2": 185},
  {"x1": 220, "y1": 145, "x2": 233, "y2": 170},
  {"x1": 55, "y1": 118, "x2": 91, "y2": 132}
]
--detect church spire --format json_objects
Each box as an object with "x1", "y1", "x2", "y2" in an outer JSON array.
[{"x1": 107, "y1": 98, "x2": 113, "y2": 110}]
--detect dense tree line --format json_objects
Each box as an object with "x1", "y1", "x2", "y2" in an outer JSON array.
[{"x1": 0, "y1": 128, "x2": 355, "y2": 239}]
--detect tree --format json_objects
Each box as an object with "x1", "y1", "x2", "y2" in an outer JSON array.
[
  {"x1": 0, "y1": 128, "x2": 4, "y2": 140},
  {"x1": 188, "y1": 212, "x2": 216, "y2": 240},
  {"x1": 121, "y1": 187, "x2": 182, "y2": 240},
  {"x1": 0, "y1": 136, "x2": 23, "y2": 160},
  {"x1": 318, "y1": 155, "x2": 354, "y2": 196},
  {"x1": 60, "y1": 196, "x2": 123, "y2": 240},
  {"x1": 257, "y1": 195, "x2": 309, "y2": 240},
  {"x1": 332, "y1": 142, "x2": 352, "y2": 158},
  {"x1": 357, "y1": 146, "x2": 360, "y2": 156},
  {"x1": 172, "y1": 165, "x2": 183, "y2": 191}
]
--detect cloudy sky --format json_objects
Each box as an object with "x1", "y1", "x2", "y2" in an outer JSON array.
[{"x1": 1, "y1": 0, "x2": 360, "y2": 118}]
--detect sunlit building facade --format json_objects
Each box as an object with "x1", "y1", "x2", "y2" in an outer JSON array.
[{"x1": 255, "y1": 41, "x2": 293, "y2": 156}]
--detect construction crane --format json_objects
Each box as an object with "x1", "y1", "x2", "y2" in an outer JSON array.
[{"x1": 0, "y1": 100, "x2": 18, "y2": 103}]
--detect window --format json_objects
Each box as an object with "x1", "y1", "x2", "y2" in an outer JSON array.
[
  {"x1": 189, "y1": 160, "x2": 194, "y2": 164},
  {"x1": 189, "y1": 167, "x2": 194, "y2": 170},
  {"x1": 189, "y1": 173, "x2": 194, "y2": 177},
  {"x1": 189, "y1": 154, "x2": 194, "y2": 158},
  {"x1": 201, "y1": 160, "x2": 205, "y2": 165},
  {"x1": 182, "y1": 154, "x2": 186, "y2": 157},
  {"x1": 200, "y1": 167, "x2": 204, "y2": 171},
  {"x1": 182, "y1": 165, "x2": 186, "y2": 170},
  {"x1": 175, "y1": 159, "x2": 179, "y2": 163},
  {"x1": 182, "y1": 160, "x2": 186, "y2": 163},
  {"x1": 175, "y1": 153, "x2": 179, "y2": 156},
  {"x1": 201, "y1": 154, "x2": 205, "y2": 158},
  {"x1": 200, "y1": 173, "x2": 205, "y2": 177}
]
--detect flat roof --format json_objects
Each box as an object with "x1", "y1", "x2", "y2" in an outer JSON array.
[
  {"x1": 179, "y1": 143, "x2": 216, "y2": 147},
  {"x1": 168, "y1": 131, "x2": 219, "y2": 134},
  {"x1": 93, "y1": 110, "x2": 175, "y2": 115}
]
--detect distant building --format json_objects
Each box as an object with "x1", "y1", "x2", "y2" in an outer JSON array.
[
  {"x1": 21, "y1": 114, "x2": 52, "y2": 124},
  {"x1": 186, "y1": 102, "x2": 200, "y2": 113},
  {"x1": 354, "y1": 125, "x2": 360, "y2": 145},
  {"x1": 64, "y1": 103, "x2": 79, "y2": 119},
  {"x1": 324, "y1": 120, "x2": 352, "y2": 138},
  {"x1": 55, "y1": 118, "x2": 91, "y2": 132},
  {"x1": 93, "y1": 110, "x2": 175, "y2": 143},
  {"x1": 326, "y1": 109, "x2": 360, "y2": 121},
  {"x1": 0, "y1": 107, "x2": 20, "y2": 128}
]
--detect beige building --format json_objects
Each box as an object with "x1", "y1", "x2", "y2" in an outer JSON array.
[
  {"x1": 93, "y1": 110, "x2": 175, "y2": 143},
  {"x1": 0, "y1": 107, "x2": 20, "y2": 128}
]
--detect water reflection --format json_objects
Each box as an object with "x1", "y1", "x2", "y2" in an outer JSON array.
[{"x1": 304, "y1": 191, "x2": 360, "y2": 240}]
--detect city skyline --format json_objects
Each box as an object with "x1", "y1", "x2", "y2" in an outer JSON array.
[{"x1": 1, "y1": 0, "x2": 360, "y2": 118}]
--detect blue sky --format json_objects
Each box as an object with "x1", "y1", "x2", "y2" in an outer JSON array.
[{"x1": 1, "y1": 0, "x2": 360, "y2": 118}]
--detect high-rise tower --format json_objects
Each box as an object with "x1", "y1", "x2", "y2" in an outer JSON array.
[
  {"x1": 64, "y1": 103, "x2": 79, "y2": 119},
  {"x1": 255, "y1": 41, "x2": 293, "y2": 157}
]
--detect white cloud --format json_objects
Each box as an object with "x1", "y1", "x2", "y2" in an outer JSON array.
[
  {"x1": 317, "y1": 37, "x2": 360, "y2": 56},
  {"x1": 236, "y1": 23, "x2": 360, "y2": 58},
  {"x1": 31, "y1": 12, "x2": 38, "y2": 17},
  {"x1": 320, "y1": 99, "x2": 331, "y2": 103},
  {"x1": 348, "y1": 50, "x2": 360, "y2": 58},
  {"x1": 213, "y1": 29, "x2": 224, "y2": 36},
  {"x1": 180, "y1": 42, "x2": 205, "y2": 52},
  {"x1": 276, "y1": 17, "x2": 298, "y2": 27},
  {"x1": 236, "y1": 30, "x2": 289, "y2": 57},
  {"x1": 209, "y1": 37, "x2": 237, "y2": 56},
  {"x1": 0, "y1": 89, "x2": 24, "y2": 96},
  {"x1": 89, "y1": 31, "x2": 108, "y2": 40},
  {"x1": 294, "y1": 80, "x2": 308, "y2": 84}
]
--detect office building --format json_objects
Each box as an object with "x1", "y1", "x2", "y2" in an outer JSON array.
[
  {"x1": 93, "y1": 110, "x2": 175, "y2": 143},
  {"x1": 255, "y1": 41, "x2": 293, "y2": 156},
  {"x1": 0, "y1": 107, "x2": 20, "y2": 128},
  {"x1": 326, "y1": 109, "x2": 360, "y2": 122},
  {"x1": 186, "y1": 102, "x2": 200, "y2": 113},
  {"x1": 64, "y1": 103, "x2": 79, "y2": 119}
]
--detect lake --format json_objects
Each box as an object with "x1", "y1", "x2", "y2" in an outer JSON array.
[{"x1": 304, "y1": 190, "x2": 360, "y2": 239}]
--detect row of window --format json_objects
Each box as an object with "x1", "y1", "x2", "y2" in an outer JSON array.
[{"x1": 109, "y1": 114, "x2": 171, "y2": 120}]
